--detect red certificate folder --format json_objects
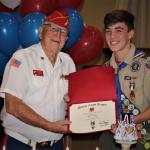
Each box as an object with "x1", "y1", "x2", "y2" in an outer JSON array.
[{"x1": 67, "y1": 66, "x2": 117, "y2": 133}]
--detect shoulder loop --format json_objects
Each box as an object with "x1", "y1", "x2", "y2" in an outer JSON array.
[{"x1": 133, "y1": 48, "x2": 146, "y2": 59}]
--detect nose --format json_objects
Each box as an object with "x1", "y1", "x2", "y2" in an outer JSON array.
[
  {"x1": 109, "y1": 31, "x2": 116, "y2": 38},
  {"x1": 55, "y1": 29, "x2": 61, "y2": 38}
]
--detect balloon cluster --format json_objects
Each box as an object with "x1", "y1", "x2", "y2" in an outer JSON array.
[
  {"x1": 69, "y1": 25, "x2": 104, "y2": 65},
  {"x1": 0, "y1": 12, "x2": 19, "y2": 78},
  {"x1": 0, "y1": 0, "x2": 104, "y2": 79}
]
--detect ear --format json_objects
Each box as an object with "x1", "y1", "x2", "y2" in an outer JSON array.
[
  {"x1": 128, "y1": 29, "x2": 134, "y2": 40},
  {"x1": 65, "y1": 36, "x2": 68, "y2": 41},
  {"x1": 38, "y1": 27, "x2": 43, "y2": 40}
]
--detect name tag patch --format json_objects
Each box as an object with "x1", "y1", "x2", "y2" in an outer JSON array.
[{"x1": 33, "y1": 70, "x2": 44, "y2": 76}]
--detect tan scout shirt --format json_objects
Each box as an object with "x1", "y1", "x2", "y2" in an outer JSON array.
[{"x1": 107, "y1": 44, "x2": 150, "y2": 113}]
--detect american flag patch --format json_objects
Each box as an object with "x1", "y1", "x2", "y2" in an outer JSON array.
[{"x1": 10, "y1": 58, "x2": 21, "y2": 68}]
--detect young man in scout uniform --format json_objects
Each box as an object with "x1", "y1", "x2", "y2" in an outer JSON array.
[{"x1": 99, "y1": 9, "x2": 150, "y2": 150}]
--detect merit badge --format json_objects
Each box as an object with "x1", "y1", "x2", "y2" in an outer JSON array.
[
  {"x1": 121, "y1": 94, "x2": 125, "y2": 101},
  {"x1": 132, "y1": 108, "x2": 139, "y2": 115},
  {"x1": 128, "y1": 104, "x2": 135, "y2": 111},
  {"x1": 122, "y1": 104, "x2": 130, "y2": 113},
  {"x1": 123, "y1": 99, "x2": 130, "y2": 106},
  {"x1": 123, "y1": 107, "x2": 129, "y2": 113},
  {"x1": 131, "y1": 61, "x2": 141, "y2": 72}
]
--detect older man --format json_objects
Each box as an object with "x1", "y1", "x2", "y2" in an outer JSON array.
[{"x1": 0, "y1": 10, "x2": 76, "y2": 150}]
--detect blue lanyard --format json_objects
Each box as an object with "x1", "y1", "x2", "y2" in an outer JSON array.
[{"x1": 115, "y1": 62, "x2": 127, "y2": 117}]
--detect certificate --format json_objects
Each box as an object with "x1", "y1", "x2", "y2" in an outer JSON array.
[
  {"x1": 69, "y1": 100, "x2": 116, "y2": 133},
  {"x1": 67, "y1": 66, "x2": 117, "y2": 133}
]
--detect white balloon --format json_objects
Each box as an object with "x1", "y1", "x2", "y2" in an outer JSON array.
[{"x1": 0, "y1": 0, "x2": 21, "y2": 9}]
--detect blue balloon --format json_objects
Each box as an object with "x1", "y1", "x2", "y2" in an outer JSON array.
[
  {"x1": 63, "y1": 8, "x2": 84, "y2": 51},
  {"x1": 0, "y1": 52, "x2": 10, "y2": 78},
  {"x1": 12, "y1": 11, "x2": 23, "y2": 25},
  {"x1": 0, "y1": 12, "x2": 19, "y2": 57},
  {"x1": 19, "y1": 12, "x2": 46, "y2": 48}
]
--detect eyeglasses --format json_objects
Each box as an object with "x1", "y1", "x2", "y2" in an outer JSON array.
[{"x1": 43, "y1": 23, "x2": 68, "y2": 37}]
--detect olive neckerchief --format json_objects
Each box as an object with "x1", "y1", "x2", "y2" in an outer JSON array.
[{"x1": 121, "y1": 92, "x2": 150, "y2": 149}]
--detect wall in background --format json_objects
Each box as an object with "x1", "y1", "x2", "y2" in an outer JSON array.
[
  {"x1": 77, "y1": 0, "x2": 149, "y2": 67},
  {"x1": 76, "y1": 0, "x2": 116, "y2": 67},
  {"x1": 80, "y1": 0, "x2": 116, "y2": 31}
]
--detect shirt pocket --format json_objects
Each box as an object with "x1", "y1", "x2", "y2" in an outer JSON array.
[{"x1": 31, "y1": 75, "x2": 48, "y2": 88}]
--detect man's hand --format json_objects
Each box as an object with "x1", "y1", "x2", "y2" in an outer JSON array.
[
  {"x1": 49, "y1": 119, "x2": 71, "y2": 133},
  {"x1": 63, "y1": 93, "x2": 70, "y2": 102},
  {"x1": 110, "y1": 124, "x2": 117, "y2": 134}
]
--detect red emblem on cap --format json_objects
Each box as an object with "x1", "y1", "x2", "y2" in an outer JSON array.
[{"x1": 46, "y1": 10, "x2": 69, "y2": 29}]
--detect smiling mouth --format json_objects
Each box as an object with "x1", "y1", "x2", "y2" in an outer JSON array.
[
  {"x1": 110, "y1": 41, "x2": 119, "y2": 45},
  {"x1": 51, "y1": 39, "x2": 60, "y2": 44}
]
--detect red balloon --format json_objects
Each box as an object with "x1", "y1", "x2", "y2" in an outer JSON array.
[
  {"x1": 48, "y1": 0, "x2": 59, "y2": 11},
  {"x1": 20, "y1": 0, "x2": 55, "y2": 16},
  {"x1": 58, "y1": 0, "x2": 84, "y2": 10},
  {"x1": 0, "y1": 2, "x2": 12, "y2": 12},
  {"x1": 68, "y1": 25, "x2": 104, "y2": 65}
]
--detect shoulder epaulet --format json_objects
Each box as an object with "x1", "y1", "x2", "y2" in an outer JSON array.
[
  {"x1": 142, "y1": 53, "x2": 150, "y2": 59},
  {"x1": 134, "y1": 48, "x2": 150, "y2": 60},
  {"x1": 133, "y1": 49, "x2": 145, "y2": 59}
]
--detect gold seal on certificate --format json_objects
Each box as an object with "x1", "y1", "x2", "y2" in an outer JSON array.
[{"x1": 67, "y1": 66, "x2": 117, "y2": 133}]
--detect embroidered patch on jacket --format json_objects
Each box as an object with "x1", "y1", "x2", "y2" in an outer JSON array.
[
  {"x1": 130, "y1": 61, "x2": 141, "y2": 72},
  {"x1": 10, "y1": 58, "x2": 21, "y2": 68},
  {"x1": 33, "y1": 70, "x2": 44, "y2": 76}
]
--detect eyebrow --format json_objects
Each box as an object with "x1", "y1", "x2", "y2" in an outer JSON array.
[
  {"x1": 43, "y1": 23, "x2": 67, "y2": 31},
  {"x1": 106, "y1": 27, "x2": 125, "y2": 30},
  {"x1": 43, "y1": 23, "x2": 51, "y2": 26}
]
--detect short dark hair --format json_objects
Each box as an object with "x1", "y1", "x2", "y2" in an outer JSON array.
[{"x1": 104, "y1": 9, "x2": 134, "y2": 31}]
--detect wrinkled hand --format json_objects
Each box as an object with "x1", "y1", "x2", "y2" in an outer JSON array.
[
  {"x1": 63, "y1": 93, "x2": 70, "y2": 102},
  {"x1": 110, "y1": 124, "x2": 117, "y2": 134},
  {"x1": 49, "y1": 119, "x2": 71, "y2": 133}
]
